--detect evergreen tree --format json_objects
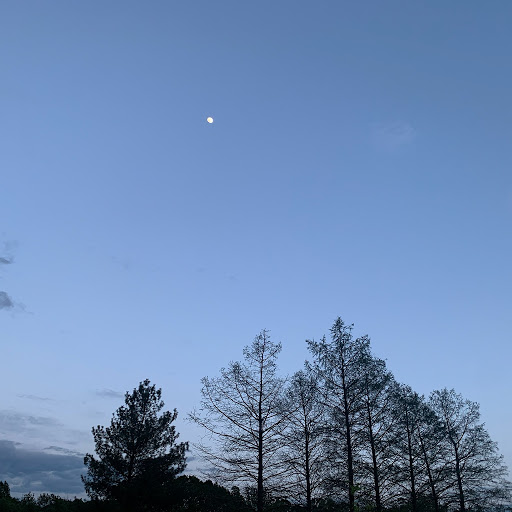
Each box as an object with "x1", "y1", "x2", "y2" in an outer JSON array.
[{"x1": 82, "y1": 379, "x2": 188, "y2": 511}]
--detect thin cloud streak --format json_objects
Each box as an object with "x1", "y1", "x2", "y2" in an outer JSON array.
[
  {"x1": 95, "y1": 388, "x2": 124, "y2": 399},
  {"x1": 371, "y1": 121, "x2": 416, "y2": 151},
  {"x1": 17, "y1": 394, "x2": 54, "y2": 402}
]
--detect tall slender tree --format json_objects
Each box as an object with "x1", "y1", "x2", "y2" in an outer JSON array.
[
  {"x1": 389, "y1": 385, "x2": 431, "y2": 512},
  {"x1": 356, "y1": 354, "x2": 397, "y2": 512},
  {"x1": 279, "y1": 369, "x2": 327, "y2": 512},
  {"x1": 307, "y1": 318, "x2": 370, "y2": 512},
  {"x1": 429, "y1": 388, "x2": 511, "y2": 512},
  {"x1": 414, "y1": 393, "x2": 452, "y2": 512},
  {"x1": 190, "y1": 330, "x2": 288, "y2": 512}
]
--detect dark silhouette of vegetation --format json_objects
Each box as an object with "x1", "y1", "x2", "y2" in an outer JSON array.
[
  {"x1": 3, "y1": 317, "x2": 511, "y2": 512},
  {"x1": 189, "y1": 330, "x2": 288, "y2": 512},
  {"x1": 279, "y1": 369, "x2": 327, "y2": 512},
  {"x1": 81, "y1": 379, "x2": 188, "y2": 511},
  {"x1": 306, "y1": 319, "x2": 372, "y2": 512}
]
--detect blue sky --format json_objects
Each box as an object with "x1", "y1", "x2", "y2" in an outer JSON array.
[{"x1": 1, "y1": 1, "x2": 511, "y2": 498}]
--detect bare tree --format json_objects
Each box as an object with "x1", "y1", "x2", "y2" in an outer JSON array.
[
  {"x1": 307, "y1": 318, "x2": 370, "y2": 512},
  {"x1": 411, "y1": 391, "x2": 454, "y2": 512},
  {"x1": 189, "y1": 330, "x2": 288, "y2": 512},
  {"x1": 429, "y1": 388, "x2": 511, "y2": 512},
  {"x1": 356, "y1": 355, "x2": 398, "y2": 512},
  {"x1": 388, "y1": 385, "x2": 434, "y2": 512},
  {"x1": 279, "y1": 368, "x2": 327, "y2": 512}
]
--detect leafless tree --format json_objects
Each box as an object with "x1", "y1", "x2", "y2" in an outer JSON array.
[
  {"x1": 388, "y1": 385, "x2": 436, "y2": 512},
  {"x1": 355, "y1": 355, "x2": 398, "y2": 511},
  {"x1": 306, "y1": 318, "x2": 370, "y2": 512},
  {"x1": 189, "y1": 330, "x2": 288, "y2": 512},
  {"x1": 279, "y1": 368, "x2": 327, "y2": 512},
  {"x1": 429, "y1": 388, "x2": 511, "y2": 512}
]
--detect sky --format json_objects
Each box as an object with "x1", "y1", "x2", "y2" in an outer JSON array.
[{"x1": 1, "y1": 0, "x2": 511, "y2": 499}]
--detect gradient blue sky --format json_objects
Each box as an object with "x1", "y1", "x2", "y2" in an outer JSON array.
[{"x1": 1, "y1": 1, "x2": 511, "y2": 498}]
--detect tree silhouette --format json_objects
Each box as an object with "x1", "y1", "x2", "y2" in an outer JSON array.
[
  {"x1": 190, "y1": 330, "x2": 288, "y2": 512},
  {"x1": 429, "y1": 388, "x2": 511, "y2": 512},
  {"x1": 307, "y1": 318, "x2": 370, "y2": 512},
  {"x1": 82, "y1": 379, "x2": 188, "y2": 510},
  {"x1": 279, "y1": 369, "x2": 327, "y2": 512}
]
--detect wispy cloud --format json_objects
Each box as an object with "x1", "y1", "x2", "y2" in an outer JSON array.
[
  {"x1": 0, "y1": 291, "x2": 14, "y2": 310},
  {"x1": 0, "y1": 240, "x2": 16, "y2": 264},
  {"x1": 17, "y1": 394, "x2": 54, "y2": 402},
  {"x1": 43, "y1": 446, "x2": 85, "y2": 457},
  {"x1": 0, "y1": 240, "x2": 19, "y2": 311},
  {"x1": 371, "y1": 121, "x2": 416, "y2": 151},
  {"x1": 0, "y1": 410, "x2": 91, "y2": 452},
  {"x1": 95, "y1": 388, "x2": 124, "y2": 399},
  {"x1": 0, "y1": 410, "x2": 62, "y2": 432}
]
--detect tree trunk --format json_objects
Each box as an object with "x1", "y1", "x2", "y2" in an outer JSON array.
[
  {"x1": 417, "y1": 427, "x2": 440, "y2": 512},
  {"x1": 304, "y1": 426, "x2": 312, "y2": 512},
  {"x1": 454, "y1": 445, "x2": 465, "y2": 512},
  {"x1": 341, "y1": 364, "x2": 355, "y2": 512},
  {"x1": 257, "y1": 362, "x2": 264, "y2": 512},
  {"x1": 367, "y1": 401, "x2": 382, "y2": 512},
  {"x1": 405, "y1": 407, "x2": 417, "y2": 512}
]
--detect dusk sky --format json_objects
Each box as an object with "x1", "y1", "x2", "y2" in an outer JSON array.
[{"x1": 1, "y1": 1, "x2": 511, "y2": 499}]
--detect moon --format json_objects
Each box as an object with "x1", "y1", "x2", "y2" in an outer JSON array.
[{"x1": 206, "y1": 117, "x2": 214, "y2": 124}]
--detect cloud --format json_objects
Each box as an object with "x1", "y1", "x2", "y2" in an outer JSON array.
[
  {"x1": 0, "y1": 440, "x2": 86, "y2": 498},
  {"x1": 95, "y1": 388, "x2": 124, "y2": 399},
  {"x1": 0, "y1": 240, "x2": 19, "y2": 311},
  {"x1": 17, "y1": 395, "x2": 54, "y2": 402},
  {"x1": 371, "y1": 121, "x2": 416, "y2": 151},
  {"x1": 0, "y1": 410, "x2": 91, "y2": 452},
  {"x1": 43, "y1": 446, "x2": 85, "y2": 457},
  {"x1": 0, "y1": 291, "x2": 14, "y2": 310},
  {"x1": 0, "y1": 240, "x2": 16, "y2": 265},
  {"x1": 0, "y1": 410, "x2": 61, "y2": 433}
]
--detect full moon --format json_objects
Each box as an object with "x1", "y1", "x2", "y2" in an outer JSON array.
[{"x1": 206, "y1": 117, "x2": 214, "y2": 124}]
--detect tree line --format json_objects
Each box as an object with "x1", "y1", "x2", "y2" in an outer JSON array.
[
  {"x1": 190, "y1": 318, "x2": 511, "y2": 512},
  {"x1": 1, "y1": 317, "x2": 510, "y2": 512}
]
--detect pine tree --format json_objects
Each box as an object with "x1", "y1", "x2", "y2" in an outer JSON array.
[{"x1": 82, "y1": 379, "x2": 188, "y2": 510}]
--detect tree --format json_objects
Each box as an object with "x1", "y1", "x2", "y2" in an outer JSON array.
[
  {"x1": 356, "y1": 354, "x2": 397, "y2": 511},
  {"x1": 306, "y1": 318, "x2": 371, "y2": 512},
  {"x1": 0, "y1": 481, "x2": 10, "y2": 499},
  {"x1": 279, "y1": 369, "x2": 327, "y2": 512},
  {"x1": 429, "y1": 388, "x2": 511, "y2": 512},
  {"x1": 168, "y1": 476, "x2": 252, "y2": 512},
  {"x1": 82, "y1": 379, "x2": 188, "y2": 510},
  {"x1": 388, "y1": 385, "x2": 432, "y2": 512},
  {"x1": 412, "y1": 391, "x2": 452, "y2": 512},
  {"x1": 190, "y1": 330, "x2": 288, "y2": 512}
]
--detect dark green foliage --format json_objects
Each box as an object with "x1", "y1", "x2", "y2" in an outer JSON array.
[
  {"x1": 81, "y1": 379, "x2": 188, "y2": 510},
  {"x1": 0, "y1": 480, "x2": 11, "y2": 499},
  {"x1": 168, "y1": 476, "x2": 252, "y2": 512},
  {"x1": 0, "y1": 480, "x2": 20, "y2": 512}
]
